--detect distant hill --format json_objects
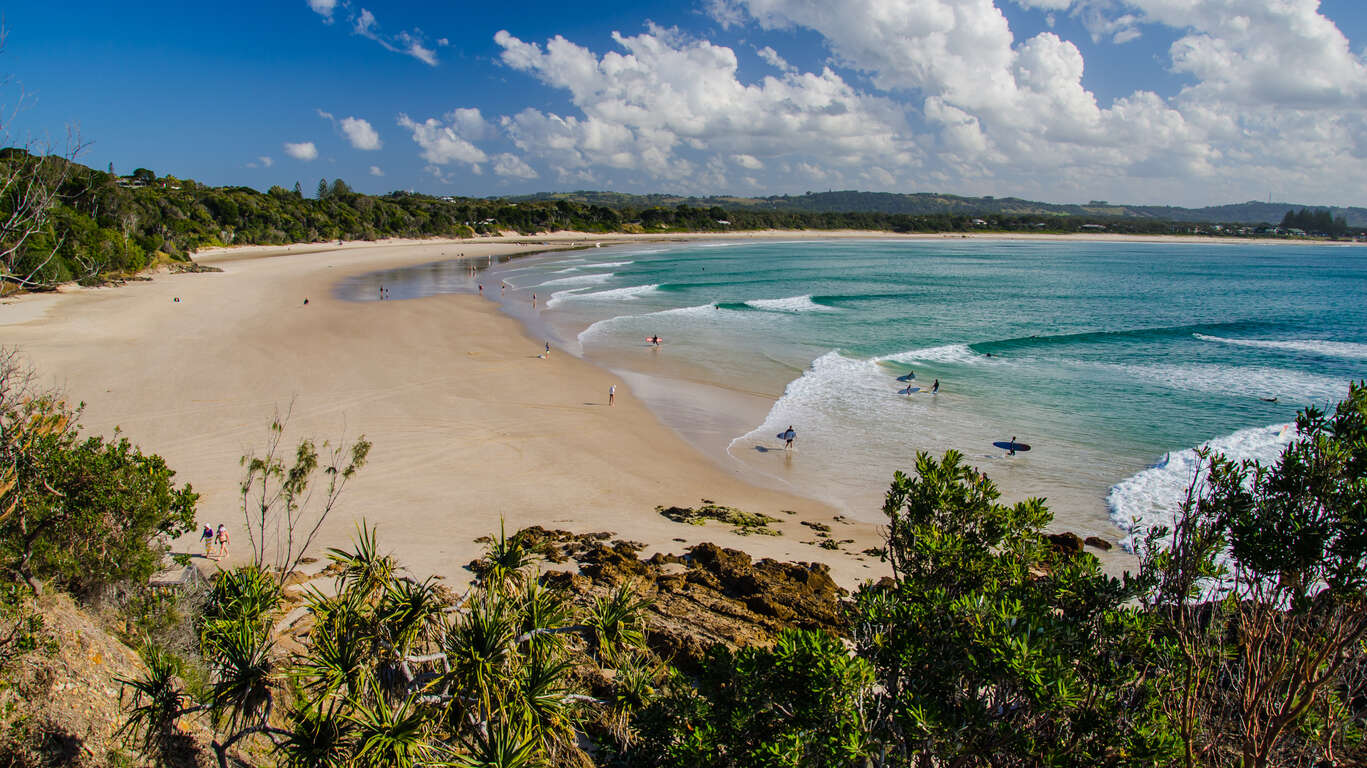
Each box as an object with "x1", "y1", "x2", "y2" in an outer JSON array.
[{"x1": 510, "y1": 191, "x2": 1367, "y2": 227}]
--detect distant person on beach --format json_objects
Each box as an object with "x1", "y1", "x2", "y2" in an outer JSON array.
[
  {"x1": 200, "y1": 524, "x2": 214, "y2": 555},
  {"x1": 1008, "y1": 436, "x2": 1017, "y2": 456},
  {"x1": 545, "y1": 341, "x2": 551, "y2": 356},
  {"x1": 609, "y1": 384, "x2": 616, "y2": 405},
  {"x1": 932, "y1": 379, "x2": 939, "y2": 394},
  {"x1": 532, "y1": 293, "x2": 537, "y2": 307},
  {"x1": 215, "y1": 524, "x2": 230, "y2": 557},
  {"x1": 478, "y1": 284, "x2": 483, "y2": 296},
  {"x1": 783, "y1": 426, "x2": 796, "y2": 450}
]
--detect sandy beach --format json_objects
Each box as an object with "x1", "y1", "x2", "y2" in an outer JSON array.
[
  {"x1": 0, "y1": 233, "x2": 899, "y2": 587},
  {"x1": 9, "y1": 228, "x2": 1325, "y2": 584}
]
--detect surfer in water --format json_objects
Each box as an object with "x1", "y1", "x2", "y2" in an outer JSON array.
[
  {"x1": 783, "y1": 426, "x2": 796, "y2": 451},
  {"x1": 1008, "y1": 436, "x2": 1017, "y2": 456},
  {"x1": 932, "y1": 379, "x2": 939, "y2": 394}
]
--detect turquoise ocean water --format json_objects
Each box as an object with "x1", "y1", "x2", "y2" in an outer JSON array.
[{"x1": 338, "y1": 239, "x2": 1367, "y2": 545}]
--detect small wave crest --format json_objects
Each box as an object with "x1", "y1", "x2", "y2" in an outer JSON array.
[
  {"x1": 1114, "y1": 362, "x2": 1346, "y2": 402},
  {"x1": 544, "y1": 288, "x2": 591, "y2": 309},
  {"x1": 572, "y1": 284, "x2": 660, "y2": 302},
  {"x1": 527, "y1": 273, "x2": 615, "y2": 289},
  {"x1": 880, "y1": 344, "x2": 1003, "y2": 366},
  {"x1": 743, "y1": 295, "x2": 837, "y2": 313},
  {"x1": 1107, "y1": 423, "x2": 1297, "y2": 551},
  {"x1": 576, "y1": 302, "x2": 714, "y2": 346},
  {"x1": 1194, "y1": 333, "x2": 1367, "y2": 360}
]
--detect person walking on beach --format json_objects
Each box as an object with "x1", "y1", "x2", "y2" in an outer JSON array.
[
  {"x1": 783, "y1": 426, "x2": 796, "y2": 451},
  {"x1": 1008, "y1": 436, "x2": 1017, "y2": 456},
  {"x1": 478, "y1": 284, "x2": 483, "y2": 296},
  {"x1": 609, "y1": 384, "x2": 616, "y2": 405},
  {"x1": 532, "y1": 293, "x2": 537, "y2": 307},
  {"x1": 200, "y1": 524, "x2": 214, "y2": 556},
  {"x1": 214, "y1": 524, "x2": 230, "y2": 558},
  {"x1": 544, "y1": 341, "x2": 551, "y2": 356},
  {"x1": 932, "y1": 379, "x2": 940, "y2": 394}
]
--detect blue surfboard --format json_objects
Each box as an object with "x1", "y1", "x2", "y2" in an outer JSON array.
[
  {"x1": 896, "y1": 373, "x2": 916, "y2": 381},
  {"x1": 993, "y1": 440, "x2": 1031, "y2": 452}
]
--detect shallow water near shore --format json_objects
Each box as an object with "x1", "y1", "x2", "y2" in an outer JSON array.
[{"x1": 338, "y1": 238, "x2": 1367, "y2": 545}]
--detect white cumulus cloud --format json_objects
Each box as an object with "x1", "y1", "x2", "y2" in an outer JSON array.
[
  {"x1": 493, "y1": 26, "x2": 918, "y2": 190},
  {"x1": 397, "y1": 113, "x2": 489, "y2": 166},
  {"x1": 711, "y1": 0, "x2": 1367, "y2": 204},
  {"x1": 283, "y1": 142, "x2": 319, "y2": 161},
  {"x1": 307, "y1": 0, "x2": 337, "y2": 22},
  {"x1": 340, "y1": 117, "x2": 382, "y2": 150},
  {"x1": 369, "y1": 165, "x2": 384, "y2": 176},
  {"x1": 493, "y1": 153, "x2": 539, "y2": 179}
]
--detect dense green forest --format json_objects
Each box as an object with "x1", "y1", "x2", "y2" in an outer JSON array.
[
  {"x1": 515, "y1": 190, "x2": 1367, "y2": 229},
  {"x1": 2, "y1": 150, "x2": 1360, "y2": 291}
]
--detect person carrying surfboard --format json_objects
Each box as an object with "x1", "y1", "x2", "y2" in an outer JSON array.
[{"x1": 782, "y1": 426, "x2": 796, "y2": 450}]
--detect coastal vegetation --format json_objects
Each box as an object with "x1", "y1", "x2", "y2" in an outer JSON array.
[
  {"x1": 2, "y1": 151, "x2": 1361, "y2": 292},
  {"x1": 3, "y1": 334, "x2": 1363, "y2": 765}
]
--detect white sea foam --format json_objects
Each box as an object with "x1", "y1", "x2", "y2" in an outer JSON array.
[
  {"x1": 544, "y1": 288, "x2": 591, "y2": 308},
  {"x1": 581, "y1": 260, "x2": 634, "y2": 269},
  {"x1": 527, "y1": 273, "x2": 615, "y2": 289},
  {"x1": 1107, "y1": 423, "x2": 1297, "y2": 551},
  {"x1": 1110, "y1": 362, "x2": 1346, "y2": 402},
  {"x1": 881, "y1": 344, "x2": 1003, "y2": 366},
  {"x1": 571, "y1": 283, "x2": 660, "y2": 302},
  {"x1": 576, "y1": 302, "x2": 713, "y2": 346},
  {"x1": 744, "y1": 295, "x2": 835, "y2": 313},
  {"x1": 1194, "y1": 333, "x2": 1367, "y2": 360}
]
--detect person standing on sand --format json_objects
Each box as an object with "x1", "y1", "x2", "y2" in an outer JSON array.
[
  {"x1": 478, "y1": 284, "x2": 483, "y2": 296},
  {"x1": 783, "y1": 426, "x2": 796, "y2": 450},
  {"x1": 609, "y1": 384, "x2": 616, "y2": 405},
  {"x1": 215, "y1": 524, "x2": 230, "y2": 558},
  {"x1": 545, "y1": 341, "x2": 551, "y2": 356}
]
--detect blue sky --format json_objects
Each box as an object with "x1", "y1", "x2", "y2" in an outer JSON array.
[{"x1": 5, "y1": 0, "x2": 1366, "y2": 206}]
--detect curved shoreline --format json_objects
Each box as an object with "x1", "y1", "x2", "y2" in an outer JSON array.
[{"x1": 0, "y1": 234, "x2": 907, "y2": 589}]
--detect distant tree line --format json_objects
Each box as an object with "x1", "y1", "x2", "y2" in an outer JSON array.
[
  {"x1": 1, "y1": 150, "x2": 1358, "y2": 291},
  {"x1": 1280, "y1": 207, "x2": 1349, "y2": 235}
]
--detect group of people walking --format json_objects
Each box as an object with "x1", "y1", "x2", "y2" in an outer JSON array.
[{"x1": 199, "y1": 524, "x2": 230, "y2": 558}]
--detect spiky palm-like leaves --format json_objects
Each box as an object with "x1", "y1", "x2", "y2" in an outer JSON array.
[
  {"x1": 297, "y1": 595, "x2": 374, "y2": 704},
  {"x1": 451, "y1": 714, "x2": 543, "y2": 768},
  {"x1": 444, "y1": 590, "x2": 518, "y2": 708},
  {"x1": 204, "y1": 565, "x2": 284, "y2": 626},
  {"x1": 586, "y1": 582, "x2": 649, "y2": 663},
  {"x1": 117, "y1": 644, "x2": 191, "y2": 764},
  {"x1": 478, "y1": 522, "x2": 538, "y2": 585},
  {"x1": 348, "y1": 694, "x2": 429, "y2": 768},
  {"x1": 277, "y1": 702, "x2": 355, "y2": 768},
  {"x1": 205, "y1": 618, "x2": 279, "y2": 735},
  {"x1": 327, "y1": 522, "x2": 397, "y2": 602},
  {"x1": 380, "y1": 575, "x2": 448, "y2": 658}
]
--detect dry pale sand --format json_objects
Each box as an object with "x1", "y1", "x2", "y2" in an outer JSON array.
[{"x1": 1, "y1": 234, "x2": 896, "y2": 588}]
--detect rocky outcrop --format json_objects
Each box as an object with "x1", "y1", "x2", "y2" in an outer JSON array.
[{"x1": 518, "y1": 528, "x2": 848, "y2": 670}]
